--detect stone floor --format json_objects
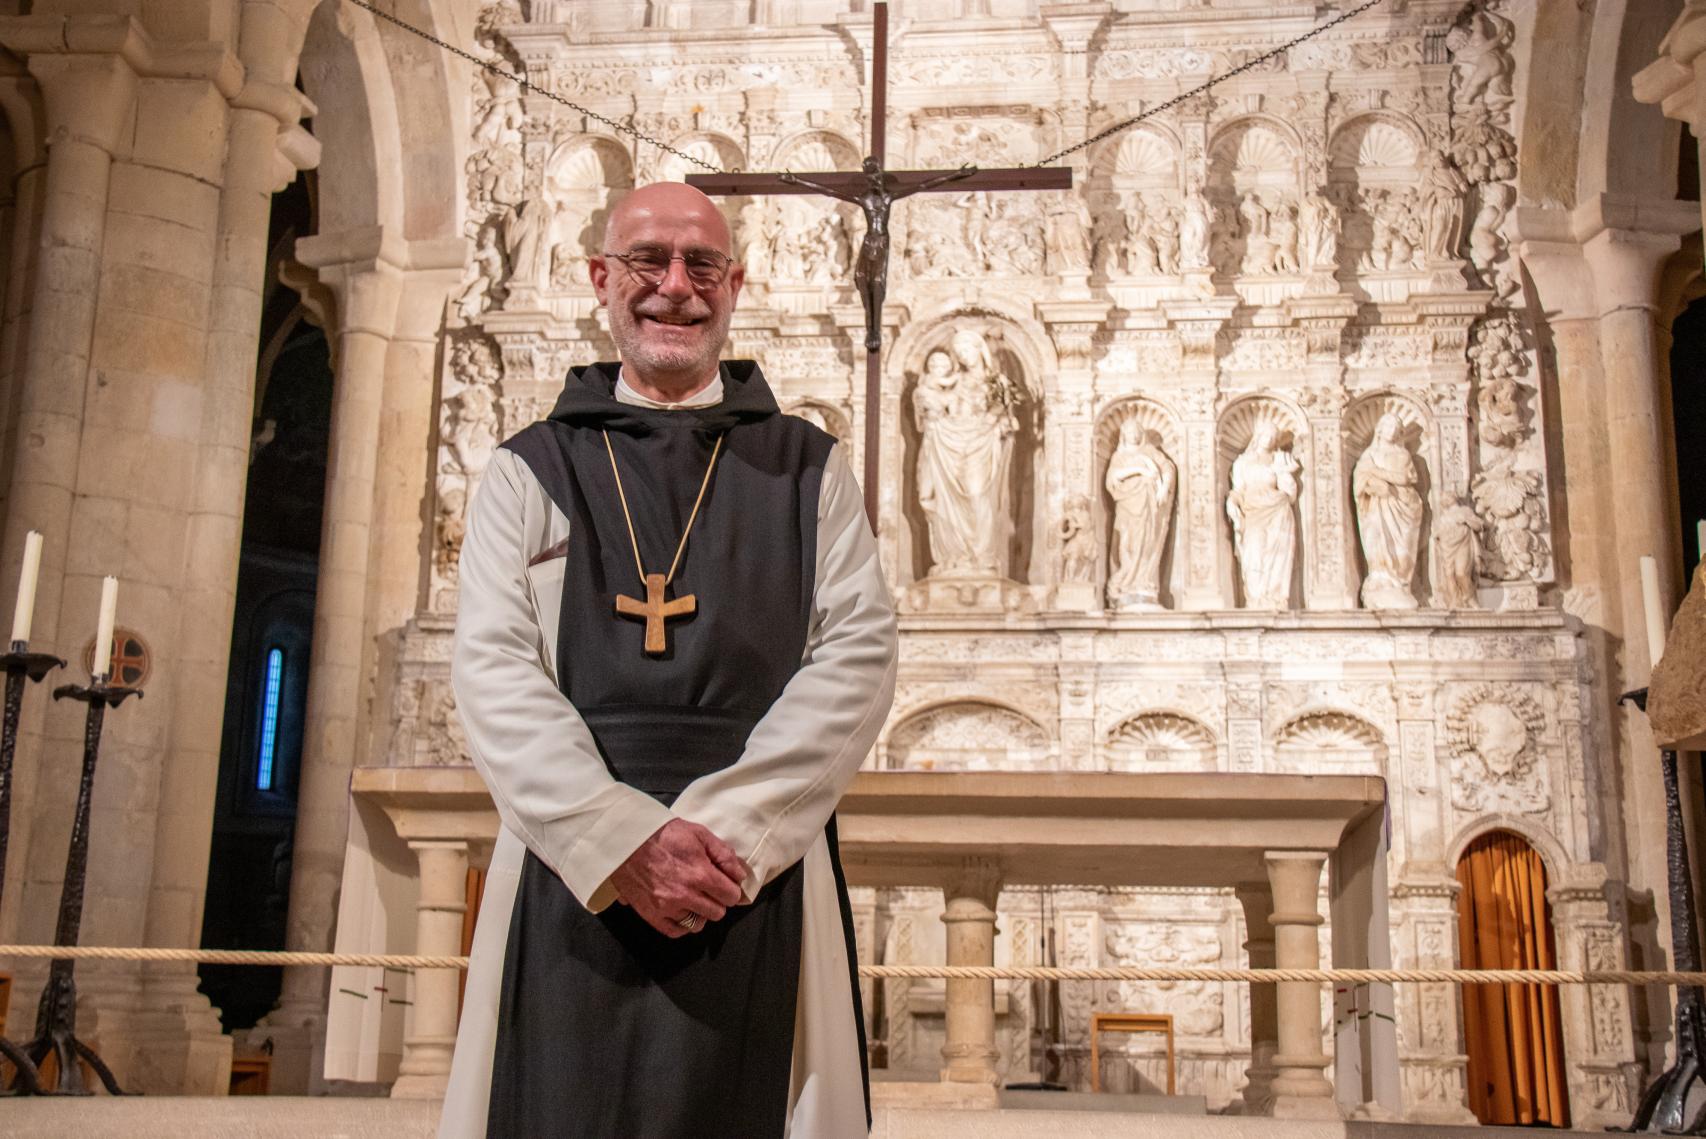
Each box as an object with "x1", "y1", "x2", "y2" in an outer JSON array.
[{"x1": 0, "y1": 1097, "x2": 1616, "y2": 1138}]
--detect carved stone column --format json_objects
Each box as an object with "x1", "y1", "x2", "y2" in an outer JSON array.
[
  {"x1": 939, "y1": 858, "x2": 1002, "y2": 1090},
  {"x1": 1263, "y1": 850, "x2": 1338, "y2": 1119},
  {"x1": 1235, "y1": 881, "x2": 1280, "y2": 1113},
  {"x1": 1165, "y1": 299, "x2": 1237, "y2": 609},
  {"x1": 1388, "y1": 876, "x2": 1477, "y2": 1124},
  {"x1": 1549, "y1": 863, "x2": 1643, "y2": 1130},
  {"x1": 1041, "y1": 305, "x2": 1108, "y2": 613},
  {"x1": 391, "y1": 840, "x2": 471, "y2": 1099},
  {"x1": 263, "y1": 229, "x2": 406, "y2": 1093}
]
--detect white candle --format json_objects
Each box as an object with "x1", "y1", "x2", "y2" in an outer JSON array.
[
  {"x1": 1698, "y1": 519, "x2": 1705, "y2": 565},
  {"x1": 93, "y1": 575, "x2": 117, "y2": 678},
  {"x1": 10, "y1": 530, "x2": 41, "y2": 645},
  {"x1": 1640, "y1": 555, "x2": 1667, "y2": 670}
]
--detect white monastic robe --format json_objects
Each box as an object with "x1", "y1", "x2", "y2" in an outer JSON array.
[{"x1": 437, "y1": 369, "x2": 896, "y2": 1138}]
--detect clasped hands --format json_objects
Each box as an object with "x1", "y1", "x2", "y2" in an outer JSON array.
[{"x1": 609, "y1": 818, "x2": 751, "y2": 938}]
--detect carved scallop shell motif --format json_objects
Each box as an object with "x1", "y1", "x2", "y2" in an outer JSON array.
[
  {"x1": 1216, "y1": 396, "x2": 1304, "y2": 465},
  {"x1": 1110, "y1": 128, "x2": 1179, "y2": 180},
  {"x1": 654, "y1": 134, "x2": 741, "y2": 183},
  {"x1": 1329, "y1": 117, "x2": 1421, "y2": 170},
  {"x1": 776, "y1": 131, "x2": 859, "y2": 173},
  {"x1": 546, "y1": 137, "x2": 634, "y2": 193},
  {"x1": 1343, "y1": 392, "x2": 1430, "y2": 454},
  {"x1": 1277, "y1": 710, "x2": 1386, "y2": 751},
  {"x1": 1095, "y1": 397, "x2": 1182, "y2": 463},
  {"x1": 1106, "y1": 712, "x2": 1217, "y2": 770},
  {"x1": 1211, "y1": 121, "x2": 1296, "y2": 174}
]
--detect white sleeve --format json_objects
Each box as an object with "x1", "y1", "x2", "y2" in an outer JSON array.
[
  {"x1": 451, "y1": 449, "x2": 674, "y2": 912},
  {"x1": 669, "y1": 443, "x2": 898, "y2": 899}
]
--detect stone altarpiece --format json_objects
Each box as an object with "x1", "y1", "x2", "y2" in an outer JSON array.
[{"x1": 377, "y1": 0, "x2": 1642, "y2": 1124}]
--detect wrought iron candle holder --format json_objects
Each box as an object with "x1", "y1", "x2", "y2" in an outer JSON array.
[
  {"x1": 1614, "y1": 686, "x2": 1706, "y2": 1135},
  {"x1": 0, "y1": 641, "x2": 63, "y2": 1095},
  {"x1": 6, "y1": 671, "x2": 140, "y2": 1095}
]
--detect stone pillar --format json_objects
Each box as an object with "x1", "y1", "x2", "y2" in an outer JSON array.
[
  {"x1": 131, "y1": 4, "x2": 317, "y2": 1094},
  {"x1": 1388, "y1": 876, "x2": 1477, "y2": 1124},
  {"x1": 1549, "y1": 863, "x2": 1644, "y2": 1129},
  {"x1": 391, "y1": 840, "x2": 470, "y2": 1099},
  {"x1": 1263, "y1": 849, "x2": 1338, "y2": 1119},
  {"x1": 1235, "y1": 882, "x2": 1279, "y2": 1113},
  {"x1": 0, "y1": 67, "x2": 43, "y2": 525},
  {"x1": 263, "y1": 229, "x2": 405, "y2": 1093},
  {"x1": 1580, "y1": 211, "x2": 1695, "y2": 682},
  {"x1": 1166, "y1": 299, "x2": 1237, "y2": 609},
  {"x1": 939, "y1": 859, "x2": 1002, "y2": 1088},
  {"x1": 0, "y1": 44, "x2": 135, "y2": 959}
]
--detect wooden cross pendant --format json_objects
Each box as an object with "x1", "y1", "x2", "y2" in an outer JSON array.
[{"x1": 614, "y1": 572, "x2": 697, "y2": 655}]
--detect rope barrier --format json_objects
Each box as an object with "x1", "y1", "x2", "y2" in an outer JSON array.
[{"x1": 3, "y1": 946, "x2": 1703, "y2": 987}]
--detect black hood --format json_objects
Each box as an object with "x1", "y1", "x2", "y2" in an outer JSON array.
[{"x1": 547, "y1": 360, "x2": 780, "y2": 433}]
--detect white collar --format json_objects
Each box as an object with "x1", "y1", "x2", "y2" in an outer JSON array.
[{"x1": 614, "y1": 366, "x2": 724, "y2": 410}]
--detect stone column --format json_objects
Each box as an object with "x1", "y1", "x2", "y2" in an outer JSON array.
[
  {"x1": 1549, "y1": 863, "x2": 1643, "y2": 1129},
  {"x1": 0, "y1": 43, "x2": 135, "y2": 956},
  {"x1": 132, "y1": 4, "x2": 317, "y2": 1093},
  {"x1": 0, "y1": 66, "x2": 43, "y2": 523},
  {"x1": 939, "y1": 858, "x2": 1002, "y2": 1089},
  {"x1": 1580, "y1": 207, "x2": 1697, "y2": 681},
  {"x1": 391, "y1": 840, "x2": 470, "y2": 1099},
  {"x1": 1263, "y1": 849, "x2": 1338, "y2": 1119},
  {"x1": 1235, "y1": 882, "x2": 1279, "y2": 1113},
  {"x1": 262, "y1": 228, "x2": 405, "y2": 1093},
  {"x1": 1166, "y1": 299, "x2": 1238, "y2": 609},
  {"x1": 1388, "y1": 877, "x2": 1477, "y2": 1124}
]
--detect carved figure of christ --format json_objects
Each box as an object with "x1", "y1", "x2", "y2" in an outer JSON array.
[{"x1": 687, "y1": 1, "x2": 1071, "y2": 526}]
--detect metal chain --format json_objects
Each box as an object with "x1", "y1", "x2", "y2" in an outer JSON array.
[
  {"x1": 345, "y1": 0, "x2": 1391, "y2": 181},
  {"x1": 342, "y1": 0, "x2": 723, "y2": 173},
  {"x1": 1034, "y1": 0, "x2": 1391, "y2": 168}
]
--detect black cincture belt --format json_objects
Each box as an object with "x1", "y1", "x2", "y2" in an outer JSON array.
[{"x1": 580, "y1": 704, "x2": 763, "y2": 799}]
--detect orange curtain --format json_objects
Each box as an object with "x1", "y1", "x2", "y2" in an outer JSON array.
[
  {"x1": 458, "y1": 867, "x2": 487, "y2": 1016},
  {"x1": 1457, "y1": 831, "x2": 1570, "y2": 1128}
]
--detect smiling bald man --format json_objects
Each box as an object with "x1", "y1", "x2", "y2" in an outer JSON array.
[{"x1": 439, "y1": 183, "x2": 897, "y2": 1139}]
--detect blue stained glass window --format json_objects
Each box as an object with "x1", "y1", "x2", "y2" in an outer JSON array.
[{"x1": 257, "y1": 647, "x2": 284, "y2": 791}]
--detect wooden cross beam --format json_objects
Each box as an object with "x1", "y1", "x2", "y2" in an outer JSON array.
[{"x1": 688, "y1": 1, "x2": 1071, "y2": 528}]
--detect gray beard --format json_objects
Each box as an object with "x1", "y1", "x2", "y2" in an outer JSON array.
[{"x1": 611, "y1": 308, "x2": 732, "y2": 379}]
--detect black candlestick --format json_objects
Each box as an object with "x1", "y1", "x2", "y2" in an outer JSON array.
[
  {"x1": 0, "y1": 642, "x2": 63, "y2": 1096},
  {"x1": 1614, "y1": 686, "x2": 1706, "y2": 1134},
  {"x1": 8, "y1": 675, "x2": 139, "y2": 1096}
]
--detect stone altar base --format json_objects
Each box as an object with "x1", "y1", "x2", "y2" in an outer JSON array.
[{"x1": 0, "y1": 1097, "x2": 1621, "y2": 1138}]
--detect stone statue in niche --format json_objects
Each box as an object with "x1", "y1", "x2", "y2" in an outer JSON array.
[
  {"x1": 1091, "y1": 197, "x2": 1126, "y2": 276},
  {"x1": 1226, "y1": 424, "x2": 1300, "y2": 609},
  {"x1": 501, "y1": 195, "x2": 553, "y2": 293},
  {"x1": 1298, "y1": 188, "x2": 1340, "y2": 271},
  {"x1": 1179, "y1": 180, "x2": 1214, "y2": 270},
  {"x1": 738, "y1": 198, "x2": 777, "y2": 280},
  {"x1": 1359, "y1": 189, "x2": 1426, "y2": 272},
  {"x1": 454, "y1": 221, "x2": 506, "y2": 322},
  {"x1": 1044, "y1": 193, "x2": 1093, "y2": 274},
  {"x1": 1058, "y1": 496, "x2": 1096, "y2": 584},
  {"x1": 1237, "y1": 191, "x2": 1272, "y2": 274},
  {"x1": 1419, "y1": 149, "x2": 1469, "y2": 263},
  {"x1": 1105, "y1": 419, "x2": 1176, "y2": 609},
  {"x1": 1431, "y1": 496, "x2": 1484, "y2": 608},
  {"x1": 914, "y1": 330, "x2": 1019, "y2": 578},
  {"x1": 1353, "y1": 413, "x2": 1424, "y2": 609},
  {"x1": 1267, "y1": 200, "x2": 1300, "y2": 274}
]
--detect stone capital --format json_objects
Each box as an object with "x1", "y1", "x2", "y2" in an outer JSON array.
[
  {"x1": 1578, "y1": 226, "x2": 1687, "y2": 318},
  {"x1": 26, "y1": 50, "x2": 137, "y2": 157},
  {"x1": 295, "y1": 227, "x2": 412, "y2": 337}
]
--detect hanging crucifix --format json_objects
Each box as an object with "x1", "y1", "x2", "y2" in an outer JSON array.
[{"x1": 686, "y1": 1, "x2": 1072, "y2": 528}]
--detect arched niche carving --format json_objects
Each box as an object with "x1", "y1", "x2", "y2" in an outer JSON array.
[
  {"x1": 1091, "y1": 124, "x2": 1182, "y2": 192},
  {"x1": 541, "y1": 137, "x2": 634, "y2": 292},
  {"x1": 883, "y1": 701, "x2": 1054, "y2": 771},
  {"x1": 1105, "y1": 711, "x2": 1218, "y2": 772},
  {"x1": 1274, "y1": 710, "x2": 1388, "y2": 774},
  {"x1": 787, "y1": 399, "x2": 853, "y2": 451},
  {"x1": 747, "y1": 130, "x2": 863, "y2": 287},
  {"x1": 897, "y1": 315, "x2": 1046, "y2": 587},
  {"x1": 1206, "y1": 117, "x2": 1303, "y2": 278},
  {"x1": 652, "y1": 132, "x2": 744, "y2": 184},
  {"x1": 1344, "y1": 392, "x2": 1436, "y2": 610},
  {"x1": 1217, "y1": 397, "x2": 1308, "y2": 609},
  {"x1": 1093, "y1": 398, "x2": 1183, "y2": 609},
  {"x1": 1327, "y1": 113, "x2": 1429, "y2": 279}
]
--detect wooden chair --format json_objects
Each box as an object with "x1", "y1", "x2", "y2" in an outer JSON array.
[
  {"x1": 229, "y1": 1054, "x2": 272, "y2": 1096},
  {"x1": 1089, "y1": 1011, "x2": 1175, "y2": 1095}
]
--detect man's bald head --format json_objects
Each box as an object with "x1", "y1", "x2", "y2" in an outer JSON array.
[
  {"x1": 602, "y1": 182, "x2": 734, "y2": 256},
  {"x1": 589, "y1": 181, "x2": 745, "y2": 400}
]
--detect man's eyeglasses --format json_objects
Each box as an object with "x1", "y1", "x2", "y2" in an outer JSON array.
[{"x1": 602, "y1": 248, "x2": 734, "y2": 288}]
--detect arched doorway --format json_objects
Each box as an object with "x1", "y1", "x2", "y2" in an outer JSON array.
[{"x1": 1456, "y1": 830, "x2": 1570, "y2": 1127}]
